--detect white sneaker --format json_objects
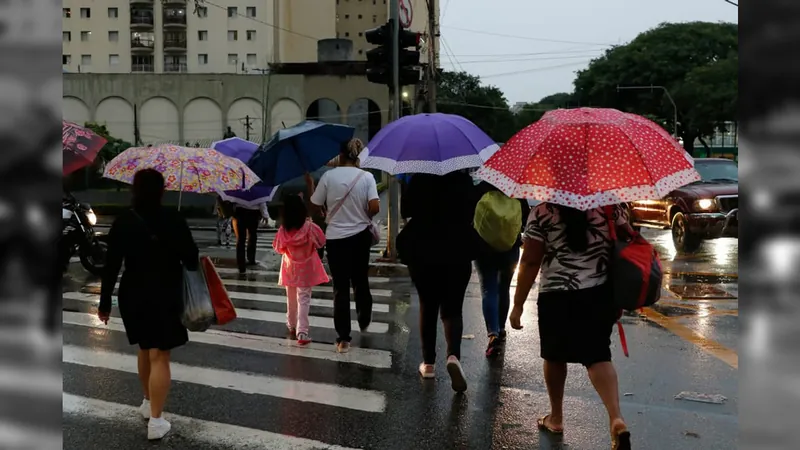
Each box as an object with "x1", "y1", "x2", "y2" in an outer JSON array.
[
  {"x1": 446, "y1": 356, "x2": 467, "y2": 393},
  {"x1": 139, "y1": 399, "x2": 150, "y2": 420},
  {"x1": 147, "y1": 417, "x2": 171, "y2": 440},
  {"x1": 418, "y1": 363, "x2": 435, "y2": 379}
]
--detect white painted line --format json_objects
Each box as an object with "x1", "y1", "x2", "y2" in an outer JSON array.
[
  {"x1": 0, "y1": 364, "x2": 62, "y2": 398},
  {"x1": 63, "y1": 345, "x2": 386, "y2": 413},
  {"x1": 0, "y1": 420, "x2": 62, "y2": 449},
  {"x1": 63, "y1": 311, "x2": 392, "y2": 369},
  {"x1": 69, "y1": 256, "x2": 80, "y2": 263},
  {"x1": 236, "y1": 309, "x2": 390, "y2": 334},
  {"x1": 89, "y1": 280, "x2": 393, "y2": 298},
  {"x1": 64, "y1": 291, "x2": 391, "y2": 314},
  {"x1": 213, "y1": 267, "x2": 391, "y2": 284},
  {"x1": 63, "y1": 393, "x2": 359, "y2": 449}
]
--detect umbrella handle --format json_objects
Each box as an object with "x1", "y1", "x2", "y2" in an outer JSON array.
[{"x1": 178, "y1": 161, "x2": 184, "y2": 211}]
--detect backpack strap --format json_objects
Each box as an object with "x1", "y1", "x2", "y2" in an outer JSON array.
[
  {"x1": 326, "y1": 171, "x2": 367, "y2": 224},
  {"x1": 605, "y1": 204, "x2": 630, "y2": 358}
]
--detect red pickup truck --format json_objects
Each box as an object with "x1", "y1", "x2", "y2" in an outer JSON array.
[{"x1": 628, "y1": 158, "x2": 738, "y2": 253}]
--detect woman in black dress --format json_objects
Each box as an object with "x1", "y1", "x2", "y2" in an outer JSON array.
[{"x1": 98, "y1": 169, "x2": 198, "y2": 441}]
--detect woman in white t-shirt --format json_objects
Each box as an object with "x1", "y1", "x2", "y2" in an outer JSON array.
[
  {"x1": 508, "y1": 203, "x2": 633, "y2": 450},
  {"x1": 309, "y1": 139, "x2": 380, "y2": 353}
]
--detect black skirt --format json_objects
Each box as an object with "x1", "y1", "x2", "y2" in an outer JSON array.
[{"x1": 537, "y1": 283, "x2": 618, "y2": 367}]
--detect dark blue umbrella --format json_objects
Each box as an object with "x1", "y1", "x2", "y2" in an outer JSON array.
[{"x1": 248, "y1": 120, "x2": 355, "y2": 186}]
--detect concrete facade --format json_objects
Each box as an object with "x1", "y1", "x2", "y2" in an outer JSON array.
[{"x1": 62, "y1": 68, "x2": 396, "y2": 145}]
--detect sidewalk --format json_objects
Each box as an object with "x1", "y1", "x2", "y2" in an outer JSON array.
[{"x1": 95, "y1": 216, "x2": 277, "y2": 232}]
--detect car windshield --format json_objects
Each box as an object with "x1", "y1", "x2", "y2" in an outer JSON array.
[{"x1": 693, "y1": 160, "x2": 739, "y2": 182}]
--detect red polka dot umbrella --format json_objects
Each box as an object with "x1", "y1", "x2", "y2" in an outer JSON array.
[{"x1": 475, "y1": 108, "x2": 701, "y2": 210}]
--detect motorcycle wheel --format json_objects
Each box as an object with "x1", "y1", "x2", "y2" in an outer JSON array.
[{"x1": 80, "y1": 240, "x2": 108, "y2": 276}]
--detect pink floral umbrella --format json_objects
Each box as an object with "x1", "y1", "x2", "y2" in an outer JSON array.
[{"x1": 103, "y1": 144, "x2": 261, "y2": 209}]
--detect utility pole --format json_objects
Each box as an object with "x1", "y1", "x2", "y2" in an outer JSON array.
[
  {"x1": 616, "y1": 85, "x2": 679, "y2": 138},
  {"x1": 427, "y1": 0, "x2": 437, "y2": 113},
  {"x1": 386, "y1": 0, "x2": 401, "y2": 260},
  {"x1": 252, "y1": 67, "x2": 271, "y2": 142},
  {"x1": 133, "y1": 104, "x2": 141, "y2": 146},
  {"x1": 244, "y1": 115, "x2": 252, "y2": 141}
]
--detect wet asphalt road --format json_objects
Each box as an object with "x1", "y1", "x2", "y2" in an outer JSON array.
[{"x1": 54, "y1": 227, "x2": 739, "y2": 449}]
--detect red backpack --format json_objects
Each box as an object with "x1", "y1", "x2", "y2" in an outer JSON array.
[{"x1": 605, "y1": 205, "x2": 663, "y2": 357}]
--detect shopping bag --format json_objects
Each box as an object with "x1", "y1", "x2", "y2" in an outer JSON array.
[
  {"x1": 200, "y1": 256, "x2": 237, "y2": 325},
  {"x1": 181, "y1": 265, "x2": 215, "y2": 332}
]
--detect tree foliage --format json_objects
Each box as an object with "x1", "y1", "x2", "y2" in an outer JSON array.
[
  {"x1": 572, "y1": 21, "x2": 738, "y2": 153},
  {"x1": 514, "y1": 92, "x2": 576, "y2": 130},
  {"x1": 84, "y1": 122, "x2": 132, "y2": 164},
  {"x1": 435, "y1": 70, "x2": 517, "y2": 142}
]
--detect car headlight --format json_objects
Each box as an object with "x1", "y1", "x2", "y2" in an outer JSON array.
[
  {"x1": 694, "y1": 199, "x2": 715, "y2": 210},
  {"x1": 86, "y1": 210, "x2": 97, "y2": 225}
]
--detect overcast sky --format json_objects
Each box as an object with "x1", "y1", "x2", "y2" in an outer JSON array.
[{"x1": 438, "y1": 0, "x2": 739, "y2": 104}]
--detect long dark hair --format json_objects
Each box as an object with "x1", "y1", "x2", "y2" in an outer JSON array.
[
  {"x1": 555, "y1": 204, "x2": 589, "y2": 252},
  {"x1": 281, "y1": 194, "x2": 308, "y2": 231},
  {"x1": 132, "y1": 169, "x2": 165, "y2": 211}
]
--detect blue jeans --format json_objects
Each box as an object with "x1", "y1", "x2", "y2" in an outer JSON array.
[{"x1": 475, "y1": 246, "x2": 521, "y2": 336}]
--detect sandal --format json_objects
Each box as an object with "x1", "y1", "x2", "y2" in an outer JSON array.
[
  {"x1": 537, "y1": 415, "x2": 564, "y2": 435},
  {"x1": 612, "y1": 430, "x2": 631, "y2": 450}
]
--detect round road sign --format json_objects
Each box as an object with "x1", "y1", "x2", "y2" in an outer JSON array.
[{"x1": 399, "y1": 0, "x2": 413, "y2": 29}]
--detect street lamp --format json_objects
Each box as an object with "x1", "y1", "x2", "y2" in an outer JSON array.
[{"x1": 616, "y1": 85, "x2": 679, "y2": 138}]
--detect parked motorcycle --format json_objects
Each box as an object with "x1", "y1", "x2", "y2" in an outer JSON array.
[{"x1": 60, "y1": 193, "x2": 107, "y2": 276}]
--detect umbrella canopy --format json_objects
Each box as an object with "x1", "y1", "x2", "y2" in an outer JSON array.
[
  {"x1": 62, "y1": 121, "x2": 108, "y2": 176},
  {"x1": 476, "y1": 108, "x2": 701, "y2": 210},
  {"x1": 103, "y1": 144, "x2": 260, "y2": 194},
  {"x1": 248, "y1": 120, "x2": 355, "y2": 186},
  {"x1": 211, "y1": 137, "x2": 278, "y2": 207},
  {"x1": 359, "y1": 113, "x2": 499, "y2": 175}
]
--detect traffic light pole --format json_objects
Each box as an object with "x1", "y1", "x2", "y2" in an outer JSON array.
[{"x1": 386, "y1": 0, "x2": 401, "y2": 259}]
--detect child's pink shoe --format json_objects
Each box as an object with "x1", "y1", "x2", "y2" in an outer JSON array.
[{"x1": 297, "y1": 332, "x2": 311, "y2": 346}]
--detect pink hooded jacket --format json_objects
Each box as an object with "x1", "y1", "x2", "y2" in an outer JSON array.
[{"x1": 273, "y1": 220, "x2": 329, "y2": 288}]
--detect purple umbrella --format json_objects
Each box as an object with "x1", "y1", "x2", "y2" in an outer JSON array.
[
  {"x1": 359, "y1": 113, "x2": 500, "y2": 175},
  {"x1": 211, "y1": 137, "x2": 278, "y2": 206}
]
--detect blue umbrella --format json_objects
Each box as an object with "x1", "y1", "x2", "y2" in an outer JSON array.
[
  {"x1": 210, "y1": 137, "x2": 278, "y2": 207},
  {"x1": 248, "y1": 121, "x2": 355, "y2": 186}
]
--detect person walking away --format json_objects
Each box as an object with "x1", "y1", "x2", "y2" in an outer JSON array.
[
  {"x1": 98, "y1": 169, "x2": 199, "y2": 441},
  {"x1": 399, "y1": 170, "x2": 478, "y2": 392},
  {"x1": 273, "y1": 195, "x2": 328, "y2": 345},
  {"x1": 509, "y1": 203, "x2": 633, "y2": 449},
  {"x1": 223, "y1": 126, "x2": 236, "y2": 139},
  {"x1": 473, "y1": 181, "x2": 529, "y2": 357},
  {"x1": 215, "y1": 195, "x2": 234, "y2": 247},
  {"x1": 234, "y1": 201, "x2": 269, "y2": 274},
  {"x1": 309, "y1": 138, "x2": 380, "y2": 353}
]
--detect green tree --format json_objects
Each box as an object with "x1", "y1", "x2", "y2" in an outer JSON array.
[
  {"x1": 572, "y1": 21, "x2": 738, "y2": 154},
  {"x1": 84, "y1": 122, "x2": 132, "y2": 163},
  {"x1": 435, "y1": 70, "x2": 517, "y2": 142},
  {"x1": 513, "y1": 92, "x2": 576, "y2": 131}
]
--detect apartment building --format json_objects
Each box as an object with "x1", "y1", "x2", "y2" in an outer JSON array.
[
  {"x1": 335, "y1": 0, "x2": 438, "y2": 64},
  {"x1": 61, "y1": 0, "x2": 335, "y2": 74}
]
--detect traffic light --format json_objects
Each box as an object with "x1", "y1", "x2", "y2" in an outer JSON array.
[{"x1": 364, "y1": 21, "x2": 421, "y2": 87}]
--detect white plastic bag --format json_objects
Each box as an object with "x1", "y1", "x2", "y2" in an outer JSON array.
[{"x1": 181, "y1": 266, "x2": 215, "y2": 332}]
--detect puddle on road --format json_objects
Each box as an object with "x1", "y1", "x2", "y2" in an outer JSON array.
[
  {"x1": 651, "y1": 304, "x2": 698, "y2": 317},
  {"x1": 667, "y1": 284, "x2": 737, "y2": 300}
]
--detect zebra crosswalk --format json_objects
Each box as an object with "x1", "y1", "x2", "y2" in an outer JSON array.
[
  {"x1": 58, "y1": 260, "x2": 407, "y2": 448},
  {"x1": 203, "y1": 235, "x2": 389, "y2": 255}
]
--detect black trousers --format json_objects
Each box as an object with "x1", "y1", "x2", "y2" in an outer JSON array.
[
  {"x1": 234, "y1": 208, "x2": 260, "y2": 270},
  {"x1": 326, "y1": 228, "x2": 373, "y2": 343},
  {"x1": 409, "y1": 260, "x2": 472, "y2": 364}
]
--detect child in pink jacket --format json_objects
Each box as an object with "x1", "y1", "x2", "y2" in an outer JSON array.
[{"x1": 272, "y1": 195, "x2": 329, "y2": 345}]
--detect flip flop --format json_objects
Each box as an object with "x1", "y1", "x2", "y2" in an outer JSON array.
[
  {"x1": 612, "y1": 430, "x2": 631, "y2": 450},
  {"x1": 537, "y1": 415, "x2": 564, "y2": 435}
]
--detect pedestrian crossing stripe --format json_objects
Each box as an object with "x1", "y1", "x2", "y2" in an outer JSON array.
[
  {"x1": 63, "y1": 311, "x2": 392, "y2": 369},
  {"x1": 63, "y1": 394, "x2": 360, "y2": 450},
  {"x1": 63, "y1": 292, "x2": 390, "y2": 334},
  {"x1": 212, "y1": 267, "x2": 391, "y2": 284},
  {"x1": 64, "y1": 290, "x2": 391, "y2": 313},
  {"x1": 88, "y1": 280, "x2": 393, "y2": 298},
  {"x1": 63, "y1": 345, "x2": 387, "y2": 412}
]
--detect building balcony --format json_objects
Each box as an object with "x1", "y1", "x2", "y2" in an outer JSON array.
[
  {"x1": 162, "y1": 0, "x2": 186, "y2": 4},
  {"x1": 164, "y1": 63, "x2": 188, "y2": 73},
  {"x1": 163, "y1": 38, "x2": 187, "y2": 52},
  {"x1": 130, "y1": 15, "x2": 154, "y2": 30},
  {"x1": 130, "y1": 38, "x2": 155, "y2": 53},
  {"x1": 130, "y1": 0, "x2": 153, "y2": 4},
  {"x1": 131, "y1": 64, "x2": 154, "y2": 73},
  {"x1": 163, "y1": 14, "x2": 187, "y2": 28}
]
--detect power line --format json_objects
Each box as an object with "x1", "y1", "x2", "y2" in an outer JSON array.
[
  {"x1": 443, "y1": 53, "x2": 601, "y2": 65},
  {"x1": 437, "y1": 101, "x2": 560, "y2": 111},
  {"x1": 479, "y1": 61, "x2": 589, "y2": 79},
  {"x1": 202, "y1": 0, "x2": 322, "y2": 41},
  {"x1": 441, "y1": 25, "x2": 617, "y2": 46},
  {"x1": 448, "y1": 47, "x2": 610, "y2": 58}
]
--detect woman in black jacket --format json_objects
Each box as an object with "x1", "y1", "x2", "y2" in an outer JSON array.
[
  {"x1": 399, "y1": 170, "x2": 479, "y2": 392},
  {"x1": 98, "y1": 169, "x2": 199, "y2": 441}
]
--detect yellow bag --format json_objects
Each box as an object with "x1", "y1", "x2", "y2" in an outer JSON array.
[{"x1": 474, "y1": 191, "x2": 521, "y2": 252}]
